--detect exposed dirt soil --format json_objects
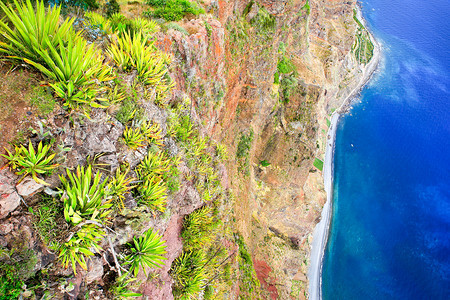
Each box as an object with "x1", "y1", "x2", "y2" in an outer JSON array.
[{"x1": 0, "y1": 64, "x2": 44, "y2": 162}]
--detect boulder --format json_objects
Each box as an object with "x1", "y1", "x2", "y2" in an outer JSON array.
[
  {"x1": 16, "y1": 176, "x2": 45, "y2": 197},
  {"x1": 0, "y1": 183, "x2": 20, "y2": 219}
]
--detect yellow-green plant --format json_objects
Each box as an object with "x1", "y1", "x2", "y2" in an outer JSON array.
[
  {"x1": 0, "y1": 0, "x2": 78, "y2": 64},
  {"x1": 106, "y1": 31, "x2": 168, "y2": 85},
  {"x1": 0, "y1": 0, "x2": 112, "y2": 111},
  {"x1": 59, "y1": 223, "x2": 105, "y2": 274},
  {"x1": 1, "y1": 140, "x2": 58, "y2": 185},
  {"x1": 131, "y1": 17, "x2": 159, "y2": 37},
  {"x1": 181, "y1": 206, "x2": 217, "y2": 251},
  {"x1": 60, "y1": 165, "x2": 112, "y2": 226},
  {"x1": 171, "y1": 251, "x2": 206, "y2": 300},
  {"x1": 140, "y1": 121, "x2": 163, "y2": 146},
  {"x1": 124, "y1": 228, "x2": 167, "y2": 277},
  {"x1": 84, "y1": 11, "x2": 112, "y2": 34},
  {"x1": 215, "y1": 143, "x2": 229, "y2": 162},
  {"x1": 136, "y1": 151, "x2": 172, "y2": 179},
  {"x1": 137, "y1": 177, "x2": 167, "y2": 212},
  {"x1": 108, "y1": 166, "x2": 136, "y2": 211},
  {"x1": 110, "y1": 273, "x2": 142, "y2": 298},
  {"x1": 123, "y1": 127, "x2": 146, "y2": 150}
]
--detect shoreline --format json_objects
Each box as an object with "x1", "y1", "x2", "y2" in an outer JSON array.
[{"x1": 307, "y1": 5, "x2": 381, "y2": 300}]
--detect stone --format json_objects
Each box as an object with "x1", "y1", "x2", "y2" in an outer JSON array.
[
  {"x1": 0, "y1": 191, "x2": 20, "y2": 219},
  {"x1": 85, "y1": 257, "x2": 104, "y2": 284},
  {"x1": 0, "y1": 223, "x2": 13, "y2": 235},
  {"x1": 16, "y1": 176, "x2": 45, "y2": 197}
]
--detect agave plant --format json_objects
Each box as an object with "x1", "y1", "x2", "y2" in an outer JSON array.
[
  {"x1": 124, "y1": 228, "x2": 167, "y2": 277},
  {"x1": 0, "y1": 0, "x2": 112, "y2": 111},
  {"x1": 108, "y1": 166, "x2": 136, "y2": 211},
  {"x1": 60, "y1": 165, "x2": 112, "y2": 226},
  {"x1": 140, "y1": 121, "x2": 163, "y2": 146},
  {"x1": 123, "y1": 127, "x2": 146, "y2": 150},
  {"x1": 59, "y1": 223, "x2": 105, "y2": 274},
  {"x1": 132, "y1": 17, "x2": 159, "y2": 36},
  {"x1": 171, "y1": 251, "x2": 206, "y2": 299},
  {"x1": 0, "y1": 0, "x2": 78, "y2": 64},
  {"x1": 106, "y1": 31, "x2": 168, "y2": 85},
  {"x1": 110, "y1": 272, "x2": 142, "y2": 299},
  {"x1": 137, "y1": 177, "x2": 167, "y2": 212},
  {"x1": 1, "y1": 140, "x2": 58, "y2": 185},
  {"x1": 135, "y1": 151, "x2": 172, "y2": 179},
  {"x1": 181, "y1": 206, "x2": 216, "y2": 251},
  {"x1": 26, "y1": 37, "x2": 113, "y2": 110}
]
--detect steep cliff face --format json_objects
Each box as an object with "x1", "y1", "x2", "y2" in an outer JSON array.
[
  {"x1": 0, "y1": 0, "x2": 367, "y2": 298},
  {"x1": 160, "y1": 0, "x2": 364, "y2": 298}
]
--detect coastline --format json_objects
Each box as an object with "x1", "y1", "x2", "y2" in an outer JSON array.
[{"x1": 307, "y1": 5, "x2": 381, "y2": 300}]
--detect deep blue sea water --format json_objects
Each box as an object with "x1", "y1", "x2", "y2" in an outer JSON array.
[{"x1": 322, "y1": 0, "x2": 450, "y2": 299}]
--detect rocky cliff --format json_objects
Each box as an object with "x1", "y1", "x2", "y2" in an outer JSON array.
[{"x1": 0, "y1": 0, "x2": 370, "y2": 299}]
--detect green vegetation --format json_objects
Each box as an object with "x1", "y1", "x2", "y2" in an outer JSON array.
[
  {"x1": 313, "y1": 158, "x2": 324, "y2": 171},
  {"x1": 145, "y1": 0, "x2": 204, "y2": 21},
  {"x1": 123, "y1": 126, "x2": 146, "y2": 150},
  {"x1": 235, "y1": 233, "x2": 261, "y2": 298},
  {"x1": 124, "y1": 228, "x2": 167, "y2": 277},
  {"x1": 236, "y1": 130, "x2": 254, "y2": 159},
  {"x1": 0, "y1": 248, "x2": 37, "y2": 299},
  {"x1": 32, "y1": 194, "x2": 64, "y2": 246},
  {"x1": 326, "y1": 118, "x2": 331, "y2": 128},
  {"x1": 250, "y1": 6, "x2": 276, "y2": 32},
  {"x1": 110, "y1": 273, "x2": 142, "y2": 298},
  {"x1": 352, "y1": 9, "x2": 374, "y2": 64},
  {"x1": 1, "y1": 140, "x2": 58, "y2": 185},
  {"x1": 108, "y1": 166, "x2": 136, "y2": 212},
  {"x1": 280, "y1": 75, "x2": 298, "y2": 103},
  {"x1": 302, "y1": 0, "x2": 311, "y2": 15},
  {"x1": 29, "y1": 86, "x2": 56, "y2": 117},
  {"x1": 60, "y1": 165, "x2": 112, "y2": 225},
  {"x1": 59, "y1": 223, "x2": 106, "y2": 274},
  {"x1": 0, "y1": 0, "x2": 113, "y2": 112}
]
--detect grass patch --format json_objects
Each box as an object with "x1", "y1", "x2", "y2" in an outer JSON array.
[
  {"x1": 235, "y1": 233, "x2": 260, "y2": 297},
  {"x1": 31, "y1": 194, "x2": 65, "y2": 247},
  {"x1": 28, "y1": 86, "x2": 56, "y2": 117},
  {"x1": 313, "y1": 158, "x2": 324, "y2": 171},
  {"x1": 326, "y1": 118, "x2": 331, "y2": 128}
]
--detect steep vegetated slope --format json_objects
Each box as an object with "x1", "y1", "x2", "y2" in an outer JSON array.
[{"x1": 0, "y1": 0, "x2": 372, "y2": 299}]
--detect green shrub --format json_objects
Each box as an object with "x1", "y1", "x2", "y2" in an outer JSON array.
[
  {"x1": 107, "y1": 31, "x2": 169, "y2": 86},
  {"x1": 145, "y1": 0, "x2": 204, "y2": 21},
  {"x1": 236, "y1": 130, "x2": 254, "y2": 159},
  {"x1": 171, "y1": 251, "x2": 206, "y2": 299},
  {"x1": 277, "y1": 55, "x2": 296, "y2": 74},
  {"x1": 1, "y1": 140, "x2": 58, "y2": 185},
  {"x1": 181, "y1": 206, "x2": 217, "y2": 251},
  {"x1": 0, "y1": 0, "x2": 113, "y2": 111},
  {"x1": 105, "y1": 0, "x2": 120, "y2": 17},
  {"x1": 59, "y1": 223, "x2": 105, "y2": 274},
  {"x1": 0, "y1": 0, "x2": 78, "y2": 65},
  {"x1": 124, "y1": 228, "x2": 167, "y2": 277},
  {"x1": 123, "y1": 126, "x2": 147, "y2": 150},
  {"x1": 60, "y1": 165, "x2": 112, "y2": 225},
  {"x1": 108, "y1": 166, "x2": 136, "y2": 212},
  {"x1": 136, "y1": 177, "x2": 168, "y2": 212}
]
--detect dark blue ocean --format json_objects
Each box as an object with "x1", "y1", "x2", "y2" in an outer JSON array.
[{"x1": 322, "y1": 0, "x2": 450, "y2": 299}]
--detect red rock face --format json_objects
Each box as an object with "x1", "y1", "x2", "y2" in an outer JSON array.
[{"x1": 254, "y1": 259, "x2": 279, "y2": 300}]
